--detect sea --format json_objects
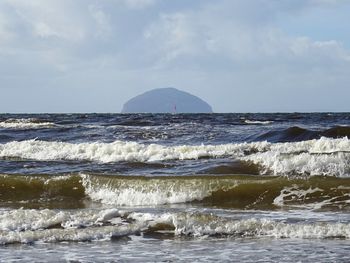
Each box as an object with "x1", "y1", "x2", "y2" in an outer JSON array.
[{"x1": 0, "y1": 113, "x2": 349, "y2": 262}]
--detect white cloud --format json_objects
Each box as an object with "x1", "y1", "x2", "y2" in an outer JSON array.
[
  {"x1": 144, "y1": 13, "x2": 202, "y2": 62},
  {"x1": 142, "y1": 0, "x2": 350, "y2": 70},
  {"x1": 122, "y1": 0, "x2": 157, "y2": 9},
  {"x1": 88, "y1": 5, "x2": 112, "y2": 38},
  {"x1": 0, "y1": 13, "x2": 14, "y2": 43},
  {"x1": 4, "y1": 0, "x2": 87, "y2": 41},
  {"x1": 33, "y1": 22, "x2": 59, "y2": 38},
  {"x1": 289, "y1": 37, "x2": 349, "y2": 60},
  {"x1": 0, "y1": 0, "x2": 349, "y2": 112}
]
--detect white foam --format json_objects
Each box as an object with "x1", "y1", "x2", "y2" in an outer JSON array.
[
  {"x1": 243, "y1": 137, "x2": 350, "y2": 177},
  {"x1": 0, "y1": 139, "x2": 268, "y2": 163},
  {"x1": 127, "y1": 211, "x2": 350, "y2": 239},
  {"x1": 1, "y1": 209, "x2": 349, "y2": 244},
  {"x1": 273, "y1": 186, "x2": 323, "y2": 208},
  {"x1": 0, "y1": 224, "x2": 143, "y2": 245},
  {"x1": 0, "y1": 209, "x2": 66, "y2": 231},
  {"x1": 0, "y1": 208, "x2": 124, "y2": 232},
  {"x1": 0, "y1": 118, "x2": 55, "y2": 129},
  {"x1": 0, "y1": 137, "x2": 349, "y2": 177},
  {"x1": 128, "y1": 212, "x2": 174, "y2": 227},
  {"x1": 0, "y1": 208, "x2": 144, "y2": 244},
  {"x1": 81, "y1": 174, "x2": 238, "y2": 206},
  {"x1": 244, "y1": 120, "x2": 273, "y2": 124},
  {"x1": 170, "y1": 213, "x2": 350, "y2": 239},
  {"x1": 273, "y1": 185, "x2": 350, "y2": 210}
]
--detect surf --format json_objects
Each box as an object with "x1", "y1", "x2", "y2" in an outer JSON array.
[
  {"x1": 0, "y1": 137, "x2": 349, "y2": 177},
  {"x1": 0, "y1": 208, "x2": 349, "y2": 245},
  {"x1": 0, "y1": 173, "x2": 349, "y2": 211}
]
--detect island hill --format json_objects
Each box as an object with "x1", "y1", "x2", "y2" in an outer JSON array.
[{"x1": 121, "y1": 88, "x2": 213, "y2": 113}]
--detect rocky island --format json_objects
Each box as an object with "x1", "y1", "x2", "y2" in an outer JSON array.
[{"x1": 121, "y1": 88, "x2": 213, "y2": 113}]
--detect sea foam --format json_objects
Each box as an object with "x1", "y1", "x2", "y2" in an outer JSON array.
[
  {"x1": 243, "y1": 137, "x2": 350, "y2": 176},
  {"x1": 1, "y1": 209, "x2": 349, "y2": 244},
  {"x1": 81, "y1": 174, "x2": 239, "y2": 206},
  {"x1": 170, "y1": 212, "x2": 350, "y2": 238},
  {"x1": 0, "y1": 137, "x2": 349, "y2": 176},
  {"x1": 0, "y1": 118, "x2": 55, "y2": 129},
  {"x1": 0, "y1": 139, "x2": 267, "y2": 162}
]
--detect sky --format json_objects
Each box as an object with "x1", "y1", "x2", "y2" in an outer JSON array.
[{"x1": 0, "y1": 0, "x2": 349, "y2": 113}]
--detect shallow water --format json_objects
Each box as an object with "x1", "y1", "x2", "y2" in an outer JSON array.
[
  {"x1": 1, "y1": 236, "x2": 350, "y2": 262},
  {"x1": 0, "y1": 113, "x2": 349, "y2": 262}
]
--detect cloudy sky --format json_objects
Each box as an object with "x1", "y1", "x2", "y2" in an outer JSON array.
[{"x1": 0, "y1": 0, "x2": 349, "y2": 113}]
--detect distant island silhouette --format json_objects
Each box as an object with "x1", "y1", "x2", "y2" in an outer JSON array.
[{"x1": 121, "y1": 88, "x2": 213, "y2": 113}]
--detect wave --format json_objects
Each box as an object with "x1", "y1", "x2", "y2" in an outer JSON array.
[
  {"x1": 0, "y1": 174, "x2": 86, "y2": 209},
  {"x1": 243, "y1": 137, "x2": 350, "y2": 177},
  {"x1": 0, "y1": 208, "x2": 144, "y2": 244},
  {"x1": 0, "y1": 174, "x2": 349, "y2": 211},
  {"x1": 0, "y1": 137, "x2": 349, "y2": 177},
  {"x1": 255, "y1": 126, "x2": 318, "y2": 142},
  {"x1": 170, "y1": 212, "x2": 350, "y2": 238},
  {"x1": 244, "y1": 120, "x2": 273, "y2": 125},
  {"x1": 255, "y1": 126, "x2": 350, "y2": 143},
  {"x1": 0, "y1": 118, "x2": 56, "y2": 129},
  {"x1": 0, "y1": 135, "x2": 14, "y2": 141},
  {"x1": 0, "y1": 139, "x2": 269, "y2": 162},
  {"x1": 79, "y1": 174, "x2": 350, "y2": 210},
  {"x1": 322, "y1": 126, "x2": 350, "y2": 138},
  {"x1": 199, "y1": 160, "x2": 261, "y2": 175},
  {"x1": 0, "y1": 208, "x2": 349, "y2": 245}
]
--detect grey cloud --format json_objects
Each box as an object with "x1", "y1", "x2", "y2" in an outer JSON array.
[
  {"x1": 141, "y1": 1, "x2": 350, "y2": 72},
  {"x1": 0, "y1": 0, "x2": 349, "y2": 112}
]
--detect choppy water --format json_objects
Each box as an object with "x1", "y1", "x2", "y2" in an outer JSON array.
[{"x1": 0, "y1": 113, "x2": 349, "y2": 262}]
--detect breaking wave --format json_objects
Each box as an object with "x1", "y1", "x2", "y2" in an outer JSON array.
[
  {"x1": 0, "y1": 209, "x2": 349, "y2": 245},
  {"x1": 0, "y1": 137, "x2": 349, "y2": 177},
  {"x1": 244, "y1": 120, "x2": 273, "y2": 125},
  {"x1": 170, "y1": 212, "x2": 350, "y2": 238},
  {"x1": 0, "y1": 118, "x2": 56, "y2": 129},
  {"x1": 242, "y1": 137, "x2": 350, "y2": 177},
  {"x1": 0, "y1": 174, "x2": 349, "y2": 211}
]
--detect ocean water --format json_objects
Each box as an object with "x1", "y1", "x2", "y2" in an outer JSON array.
[{"x1": 0, "y1": 113, "x2": 349, "y2": 262}]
